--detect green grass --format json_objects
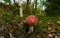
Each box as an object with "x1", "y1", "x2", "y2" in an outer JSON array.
[{"x1": 36, "y1": 15, "x2": 60, "y2": 21}]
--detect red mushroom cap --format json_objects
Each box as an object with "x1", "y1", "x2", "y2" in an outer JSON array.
[{"x1": 26, "y1": 15, "x2": 38, "y2": 25}]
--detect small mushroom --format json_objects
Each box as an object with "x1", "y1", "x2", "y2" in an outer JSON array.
[
  {"x1": 55, "y1": 35, "x2": 59, "y2": 38},
  {"x1": 35, "y1": 35, "x2": 41, "y2": 38},
  {"x1": 48, "y1": 33, "x2": 53, "y2": 37}
]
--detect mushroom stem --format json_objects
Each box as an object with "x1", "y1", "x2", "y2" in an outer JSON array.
[{"x1": 28, "y1": 26, "x2": 34, "y2": 33}]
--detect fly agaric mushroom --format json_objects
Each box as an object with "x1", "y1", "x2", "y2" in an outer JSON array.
[{"x1": 25, "y1": 15, "x2": 38, "y2": 33}]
